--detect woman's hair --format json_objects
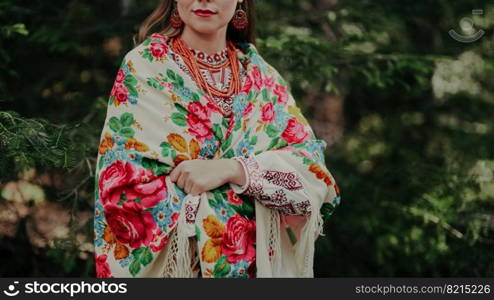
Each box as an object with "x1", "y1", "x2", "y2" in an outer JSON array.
[{"x1": 136, "y1": 0, "x2": 256, "y2": 46}]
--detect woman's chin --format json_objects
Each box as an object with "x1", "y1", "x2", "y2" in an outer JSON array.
[{"x1": 188, "y1": 23, "x2": 223, "y2": 35}]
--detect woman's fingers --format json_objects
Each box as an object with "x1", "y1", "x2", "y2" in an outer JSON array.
[
  {"x1": 177, "y1": 170, "x2": 188, "y2": 190},
  {"x1": 185, "y1": 177, "x2": 194, "y2": 194},
  {"x1": 169, "y1": 163, "x2": 181, "y2": 182}
]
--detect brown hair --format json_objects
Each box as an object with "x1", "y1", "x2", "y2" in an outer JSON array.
[{"x1": 135, "y1": 0, "x2": 256, "y2": 46}]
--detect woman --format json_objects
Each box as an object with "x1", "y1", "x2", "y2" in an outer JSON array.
[{"x1": 94, "y1": 0, "x2": 341, "y2": 278}]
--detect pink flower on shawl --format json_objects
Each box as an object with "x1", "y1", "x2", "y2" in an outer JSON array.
[
  {"x1": 111, "y1": 83, "x2": 128, "y2": 104},
  {"x1": 281, "y1": 117, "x2": 310, "y2": 144},
  {"x1": 241, "y1": 75, "x2": 253, "y2": 94},
  {"x1": 169, "y1": 212, "x2": 179, "y2": 229},
  {"x1": 186, "y1": 102, "x2": 213, "y2": 142},
  {"x1": 227, "y1": 190, "x2": 243, "y2": 205},
  {"x1": 150, "y1": 228, "x2": 170, "y2": 252},
  {"x1": 221, "y1": 214, "x2": 256, "y2": 264},
  {"x1": 149, "y1": 41, "x2": 168, "y2": 59},
  {"x1": 261, "y1": 102, "x2": 275, "y2": 123},
  {"x1": 95, "y1": 254, "x2": 112, "y2": 278},
  {"x1": 115, "y1": 69, "x2": 125, "y2": 84},
  {"x1": 264, "y1": 75, "x2": 276, "y2": 91},
  {"x1": 104, "y1": 201, "x2": 157, "y2": 249},
  {"x1": 243, "y1": 102, "x2": 253, "y2": 117},
  {"x1": 150, "y1": 33, "x2": 168, "y2": 42},
  {"x1": 251, "y1": 66, "x2": 263, "y2": 91},
  {"x1": 99, "y1": 160, "x2": 167, "y2": 208},
  {"x1": 274, "y1": 84, "x2": 289, "y2": 104}
]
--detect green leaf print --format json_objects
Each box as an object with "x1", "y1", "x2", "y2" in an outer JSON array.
[
  {"x1": 191, "y1": 92, "x2": 200, "y2": 102},
  {"x1": 142, "y1": 48, "x2": 153, "y2": 62},
  {"x1": 120, "y1": 127, "x2": 134, "y2": 138},
  {"x1": 129, "y1": 258, "x2": 141, "y2": 276},
  {"x1": 120, "y1": 112, "x2": 134, "y2": 127},
  {"x1": 195, "y1": 224, "x2": 201, "y2": 241},
  {"x1": 147, "y1": 77, "x2": 163, "y2": 90},
  {"x1": 175, "y1": 103, "x2": 188, "y2": 115},
  {"x1": 166, "y1": 69, "x2": 176, "y2": 81},
  {"x1": 221, "y1": 134, "x2": 232, "y2": 151},
  {"x1": 232, "y1": 201, "x2": 255, "y2": 219},
  {"x1": 124, "y1": 74, "x2": 137, "y2": 86},
  {"x1": 142, "y1": 157, "x2": 170, "y2": 176},
  {"x1": 109, "y1": 117, "x2": 122, "y2": 132},
  {"x1": 212, "y1": 124, "x2": 223, "y2": 140},
  {"x1": 267, "y1": 137, "x2": 280, "y2": 150},
  {"x1": 250, "y1": 135, "x2": 258, "y2": 145},
  {"x1": 171, "y1": 112, "x2": 187, "y2": 127},
  {"x1": 224, "y1": 149, "x2": 235, "y2": 158},
  {"x1": 98, "y1": 156, "x2": 104, "y2": 170},
  {"x1": 176, "y1": 75, "x2": 184, "y2": 87},
  {"x1": 127, "y1": 85, "x2": 138, "y2": 98},
  {"x1": 160, "y1": 141, "x2": 173, "y2": 157},
  {"x1": 129, "y1": 247, "x2": 154, "y2": 277},
  {"x1": 266, "y1": 124, "x2": 279, "y2": 138},
  {"x1": 140, "y1": 247, "x2": 153, "y2": 266},
  {"x1": 262, "y1": 88, "x2": 270, "y2": 103},
  {"x1": 208, "y1": 198, "x2": 218, "y2": 209},
  {"x1": 213, "y1": 255, "x2": 231, "y2": 278}
]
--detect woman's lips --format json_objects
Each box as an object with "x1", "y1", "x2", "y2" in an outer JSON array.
[{"x1": 193, "y1": 10, "x2": 216, "y2": 17}]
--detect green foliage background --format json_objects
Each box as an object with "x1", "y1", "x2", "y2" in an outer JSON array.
[{"x1": 1, "y1": 0, "x2": 493, "y2": 276}]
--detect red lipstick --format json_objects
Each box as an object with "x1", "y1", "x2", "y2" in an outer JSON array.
[{"x1": 193, "y1": 9, "x2": 217, "y2": 17}]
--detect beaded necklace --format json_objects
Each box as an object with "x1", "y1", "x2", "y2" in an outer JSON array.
[{"x1": 170, "y1": 36, "x2": 242, "y2": 107}]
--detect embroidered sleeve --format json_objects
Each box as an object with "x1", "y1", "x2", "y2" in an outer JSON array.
[{"x1": 229, "y1": 155, "x2": 312, "y2": 216}]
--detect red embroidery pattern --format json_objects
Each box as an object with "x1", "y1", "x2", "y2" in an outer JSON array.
[
  {"x1": 239, "y1": 156, "x2": 264, "y2": 197},
  {"x1": 185, "y1": 196, "x2": 200, "y2": 224},
  {"x1": 260, "y1": 190, "x2": 311, "y2": 216},
  {"x1": 263, "y1": 170, "x2": 303, "y2": 191},
  {"x1": 236, "y1": 156, "x2": 312, "y2": 216}
]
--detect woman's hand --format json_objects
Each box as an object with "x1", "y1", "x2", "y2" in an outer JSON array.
[{"x1": 169, "y1": 158, "x2": 246, "y2": 195}]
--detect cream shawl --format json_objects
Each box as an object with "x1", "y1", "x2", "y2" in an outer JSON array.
[{"x1": 93, "y1": 33, "x2": 340, "y2": 278}]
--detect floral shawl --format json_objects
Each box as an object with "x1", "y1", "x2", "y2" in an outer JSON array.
[{"x1": 93, "y1": 33, "x2": 341, "y2": 278}]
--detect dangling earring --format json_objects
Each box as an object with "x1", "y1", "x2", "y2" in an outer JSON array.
[
  {"x1": 170, "y1": 5, "x2": 183, "y2": 29},
  {"x1": 231, "y1": 1, "x2": 248, "y2": 30}
]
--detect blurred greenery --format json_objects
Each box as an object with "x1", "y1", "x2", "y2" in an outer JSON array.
[{"x1": 1, "y1": 0, "x2": 493, "y2": 277}]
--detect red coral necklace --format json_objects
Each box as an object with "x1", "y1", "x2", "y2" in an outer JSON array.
[{"x1": 170, "y1": 36, "x2": 242, "y2": 102}]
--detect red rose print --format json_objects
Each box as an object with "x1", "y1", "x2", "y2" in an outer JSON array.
[
  {"x1": 99, "y1": 160, "x2": 167, "y2": 208},
  {"x1": 186, "y1": 102, "x2": 213, "y2": 142},
  {"x1": 274, "y1": 84, "x2": 289, "y2": 104},
  {"x1": 150, "y1": 228, "x2": 170, "y2": 252},
  {"x1": 95, "y1": 254, "x2": 112, "y2": 278},
  {"x1": 241, "y1": 75, "x2": 253, "y2": 94},
  {"x1": 150, "y1": 33, "x2": 167, "y2": 42},
  {"x1": 221, "y1": 214, "x2": 256, "y2": 264},
  {"x1": 115, "y1": 69, "x2": 125, "y2": 84},
  {"x1": 251, "y1": 66, "x2": 263, "y2": 91},
  {"x1": 104, "y1": 201, "x2": 157, "y2": 249},
  {"x1": 243, "y1": 102, "x2": 253, "y2": 117},
  {"x1": 281, "y1": 117, "x2": 310, "y2": 144},
  {"x1": 227, "y1": 190, "x2": 243, "y2": 205},
  {"x1": 111, "y1": 83, "x2": 129, "y2": 104},
  {"x1": 149, "y1": 41, "x2": 168, "y2": 59},
  {"x1": 264, "y1": 75, "x2": 275, "y2": 91},
  {"x1": 169, "y1": 212, "x2": 179, "y2": 229},
  {"x1": 261, "y1": 102, "x2": 275, "y2": 123}
]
